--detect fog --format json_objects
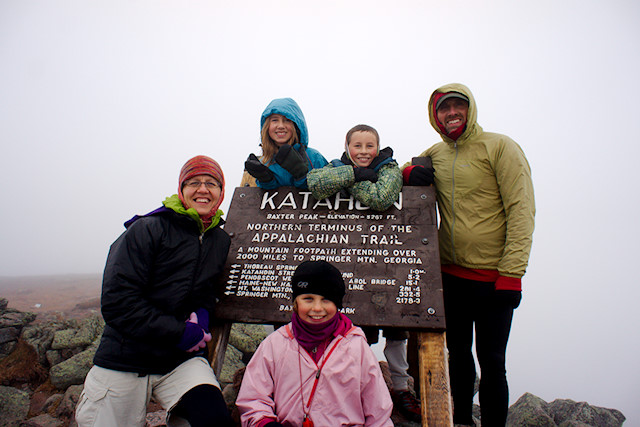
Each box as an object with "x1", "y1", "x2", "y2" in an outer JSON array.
[{"x1": 1, "y1": 0, "x2": 639, "y2": 423}]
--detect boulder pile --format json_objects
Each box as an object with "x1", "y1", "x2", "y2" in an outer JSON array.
[{"x1": 0, "y1": 297, "x2": 626, "y2": 426}]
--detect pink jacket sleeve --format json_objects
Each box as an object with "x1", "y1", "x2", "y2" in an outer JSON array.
[{"x1": 358, "y1": 335, "x2": 394, "y2": 427}]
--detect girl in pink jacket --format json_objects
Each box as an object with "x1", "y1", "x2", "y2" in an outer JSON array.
[{"x1": 236, "y1": 260, "x2": 393, "y2": 427}]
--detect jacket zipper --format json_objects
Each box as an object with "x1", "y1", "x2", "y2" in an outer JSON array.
[
  {"x1": 450, "y1": 142, "x2": 458, "y2": 264},
  {"x1": 190, "y1": 229, "x2": 204, "y2": 294}
]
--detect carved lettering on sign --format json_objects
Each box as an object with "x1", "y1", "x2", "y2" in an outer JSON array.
[{"x1": 217, "y1": 187, "x2": 444, "y2": 329}]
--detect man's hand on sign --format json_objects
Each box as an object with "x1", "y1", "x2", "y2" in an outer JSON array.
[{"x1": 403, "y1": 165, "x2": 435, "y2": 186}]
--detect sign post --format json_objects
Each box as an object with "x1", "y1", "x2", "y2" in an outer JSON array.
[{"x1": 210, "y1": 178, "x2": 452, "y2": 425}]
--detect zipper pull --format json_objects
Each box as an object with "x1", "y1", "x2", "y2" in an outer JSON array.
[{"x1": 303, "y1": 414, "x2": 314, "y2": 427}]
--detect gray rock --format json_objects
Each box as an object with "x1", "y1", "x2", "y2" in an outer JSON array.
[
  {"x1": 221, "y1": 367, "x2": 245, "y2": 424},
  {"x1": 57, "y1": 347, "x2": 84, "y2": 363},
  {"x1": 0, "y1": 385, "x2": 30, "y2": 425},
  {"x1": 229, "y1": 323, "x2": 268, "y2": 354},
  {"x1": 0, "y1": 297, "x2": 8, "y2": 312},
  {"x1": 45, "y1": 350, "x2": 64, "y2": 367},
  {"x1": 549, "y1": 398, "x2": 625, "y2": 427},
  {"x1": 18, "y1": 413, "x2": 63, "y2": 427},
  {"x1": 0, "y1": 310, "x2": 37, "y2": 328},
  {"x1": 145, "y1": 410, "x2": 168, "y2": 427},
  {"x1": 50, "y1": 314, "x2": 104, "y2": 350},
  {"x1": 41, "y1": 393, "x2": 64, "y2": 414},
  {"x1": 507, "y1": 392, "x2": 556, "y2": 426},
  {"x1": 221, "y1": 383, "x2": 239, "y2": 416},
  {"x1": 0, "y1": 326, "x2": 20, "y2": 345},
  {"x1": 55, "y1": 385, "x2": 82, "y2": 418},
  {"x1": 217, "y1": 323, "x2": 269, "y2": 387},
  {"x1": 49, "y1": 343, "x2": 97, "y2": 389},
  {"x1": 21, "y1": 322, "x2": 67, "y2": 366},
  {"x1": 506, "y1": 392, "x2": 626, "y2": 427},
  {"x1": 50, "y1": 329, "x2": 79, "y2": 351},
  {"x1": 219, "y1": 345, "x2": 243, "y2": 384}
]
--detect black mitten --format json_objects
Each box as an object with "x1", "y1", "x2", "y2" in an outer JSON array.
[
  {"x1": 353, "y1": 167, "x2": 378, "y2": 183},
  {"x1": 408, "y1": 165, "x2": 435, "y2": 186},
  {"x1": 495, "y1": 290, "x2": 522, "y2": 309},
  {"x1": 274, "y1": 145, "x2": 308, "y2": 180},
  {"x1": 245, "y1": 154, "x2": 275, "y2": 182}
]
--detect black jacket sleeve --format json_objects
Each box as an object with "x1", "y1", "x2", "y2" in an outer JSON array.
[{"x1": 100, "y1": 217, "x2": 184, "y2": 343}]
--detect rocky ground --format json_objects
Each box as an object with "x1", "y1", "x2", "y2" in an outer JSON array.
[{"x1": 0, "y1": 276, "x2": 627, "y2": 426}]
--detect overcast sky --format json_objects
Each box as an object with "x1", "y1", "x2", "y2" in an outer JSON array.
[{"x1": 2, "y1": 0, "x2": 639, "y2": 423}]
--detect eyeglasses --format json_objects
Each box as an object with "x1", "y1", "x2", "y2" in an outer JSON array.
[{"x1": 184, "y1": 180, "x2": 221, "y2": 190}]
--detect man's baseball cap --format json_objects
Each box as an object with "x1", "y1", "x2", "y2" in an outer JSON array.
[{"x1": 436, "y1": 92, "x2": 469, "y2": 110}]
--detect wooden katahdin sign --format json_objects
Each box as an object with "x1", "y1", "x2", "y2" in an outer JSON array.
[{"x1": 216, "y1": 186, "x2": 444, "y2": 329}]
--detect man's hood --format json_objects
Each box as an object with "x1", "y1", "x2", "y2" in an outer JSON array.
[
  {"x1": 428, "y1": 83, "x2": 479, "y2": 144},
  {"x1": 260, "y1": 97, "x2": 309, "y2": 148}
]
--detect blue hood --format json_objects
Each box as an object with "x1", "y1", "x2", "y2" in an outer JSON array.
[{"x1": 260, "y1": 98, "x2": 309, "y2": 148}]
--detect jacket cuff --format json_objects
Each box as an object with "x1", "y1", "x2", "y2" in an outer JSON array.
[
  {"x1": 256, "y1": 178, "x2": 278, "y2": 190},
  {"x1": 495, "y1": 275, "x2": 522, "y2": 291},
  {"x1": 256, "y1": 418, "x2": 278, "y2": 427},
  {"x1": 293, "y1": 176, "x2": 308, "y2": 188},
  {"x1": 402, "y1": 165, "x2": 416, "y2": 184}
]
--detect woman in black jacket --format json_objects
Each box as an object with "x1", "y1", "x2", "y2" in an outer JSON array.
[{"x1": 76, "y1": 155, "x2": 233, "y2": 427}]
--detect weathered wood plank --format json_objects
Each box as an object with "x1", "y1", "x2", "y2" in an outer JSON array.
[
  {"x1": 419, "y1": 331, "x2": 453, "y2": 427},
  {"x1": 208, "y1": 322, "x2": 232, "y2": 378}
]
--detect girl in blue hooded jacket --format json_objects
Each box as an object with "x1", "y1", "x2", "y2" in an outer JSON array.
[{"x1": 241, "y1": 98, "x2": 327, "y2": 189}]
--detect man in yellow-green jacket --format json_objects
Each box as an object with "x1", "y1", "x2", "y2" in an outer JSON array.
[{"x1": 402, "y1": 83, "x2": 535, "y2": 426}]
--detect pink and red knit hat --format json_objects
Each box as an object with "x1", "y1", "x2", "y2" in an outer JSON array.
[{"x1": 178, "y1": 155, "x2": 225, "y2": 214}]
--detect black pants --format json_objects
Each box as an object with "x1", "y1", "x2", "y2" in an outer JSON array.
[
  {"x1": 172, "y1": 384, "x2": 234, "y2": 427},
  {"x1": 443, "y1": 273, "x2": 515, "y2": 427}
]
